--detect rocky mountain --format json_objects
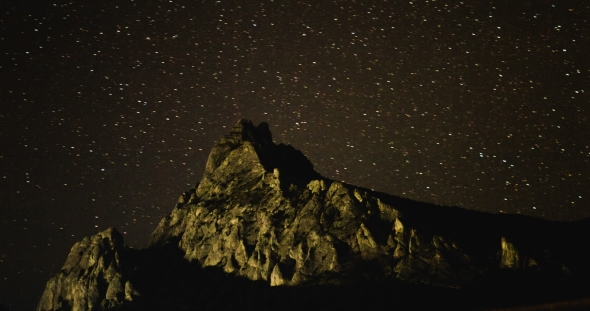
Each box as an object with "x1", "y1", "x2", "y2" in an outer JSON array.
[
  {"x1": 37, "y1": 120, "x2": 590, "y2": 311},
  {"x1": 36, "y1": 228, "x2": 137, "y2": 311}
]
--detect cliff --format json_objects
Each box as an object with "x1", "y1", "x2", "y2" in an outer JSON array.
[
  {"x1": 37, "y1": 120, "x2": 590, "y2": 311},
  {"x1": 36, "y1": 228, "x2": 138, "y2": 311}
]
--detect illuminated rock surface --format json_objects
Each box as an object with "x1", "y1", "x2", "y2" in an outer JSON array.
[{"x1": 38, "y1": 120, "x2": 590, "y2": 311}]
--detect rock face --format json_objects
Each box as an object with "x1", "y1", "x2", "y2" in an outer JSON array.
[
  {"x1": 37, "y1": 120, "x2": 590, "y2": 311},
  {"x1": 149, "y1": 120, "x2": 585, "y2": 287},
  {"x1": 37, "y1": 228, "x2": 135, "y2": 311}
]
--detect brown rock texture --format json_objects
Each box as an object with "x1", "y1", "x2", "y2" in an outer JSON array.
[
  {"x1": 37, "y1": 120, "x2": 590, "y2": 311},
  {"x1": 37, "y1": 228, "x2": 135, "y2": 311},
  {"x1": 149, "y1": 120, "x2": 583, "y2": 287}
]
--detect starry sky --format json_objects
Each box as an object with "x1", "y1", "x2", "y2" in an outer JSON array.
[{"x1": 1, "y1": 0, "x2": 589, "y2": 309}]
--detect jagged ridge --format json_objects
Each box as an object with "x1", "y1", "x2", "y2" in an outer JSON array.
[{"x1": 37, "y1": 120, "x2": 590, "y2": 311}]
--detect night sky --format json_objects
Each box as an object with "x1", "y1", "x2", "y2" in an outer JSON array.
[{"x1": 1, "y1": 0, "x2": 589, "y2": 309}]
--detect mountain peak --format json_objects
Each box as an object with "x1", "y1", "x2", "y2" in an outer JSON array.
[
  {"x1": 37, "y1": 227, "x2": 134, "y2": 311},
  {"x1": 222, "y1": 119, "x2": 273, "y2": 146},
  {"x1": 198, "y1": 119, "x2": 320, "y2": 197},
  {"x1": 37, "y1": 120, "x2": 590, "y2": 311}
]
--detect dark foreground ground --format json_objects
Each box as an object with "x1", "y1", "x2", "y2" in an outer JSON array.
[{"x1": 101, "y1": 244, "x2": 590, "y2": 311}]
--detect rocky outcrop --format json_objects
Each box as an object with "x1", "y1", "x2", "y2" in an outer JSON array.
[
  {"x1": 149, "y1": 120, "x2": 585, "y2": 288},
  {"x1": 38, "y1": 119, "x2": 590, "y2": 311},
  {"x1": 37, "y1": 228, "x2": 136, "y2": 311}
]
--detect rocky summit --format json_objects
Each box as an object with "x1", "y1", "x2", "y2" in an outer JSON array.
[{"x1": 37, "y1": 120, "x2": 590, "y2": 311}]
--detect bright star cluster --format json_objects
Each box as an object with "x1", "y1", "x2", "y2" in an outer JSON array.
[{"x1": 1, "y1": 0, "x2": 589, "y2": 310}]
